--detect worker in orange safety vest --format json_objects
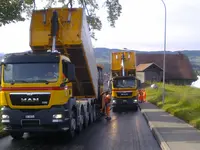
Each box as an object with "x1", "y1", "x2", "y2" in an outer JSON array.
[
  {"x1": 100, "y1": 92, "x2": 106, "y2": 115},
  {"x1": 138, "y1": 89, "x2": 143, "y2": 102},
  {"x1": 142, "y1": 89, "x2": 146, "y2": 102},
  {"x1": 100, "y1": 91, "x2": 111, "y2": 120},
  {"x1": 104, "y1": 92, "x2": 111, "y2": 120}
]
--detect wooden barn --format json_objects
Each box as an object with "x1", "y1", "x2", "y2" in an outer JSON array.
[
  {"x1": 136, "y1": 63, "x2": 163, "y2": 83},
  {"x1": 136, "y1": 53, "x2": 197, "y2": 85}
]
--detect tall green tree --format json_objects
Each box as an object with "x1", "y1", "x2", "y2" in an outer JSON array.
[{"x1": 0, "y1": 0, "x2": 122, "y2": 39}]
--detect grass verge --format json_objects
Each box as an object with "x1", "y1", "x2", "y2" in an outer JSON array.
[
  {"x1": 0, "y1": 126, "x2": 7, "y2": 138},
  {"x1": 146, "y1": 83, "x2": 200, "y2": 129}
]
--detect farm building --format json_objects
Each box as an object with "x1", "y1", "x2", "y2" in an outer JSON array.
[
  {"x1": 136, "y1": 63, "x2": 163, "y2": 83},
  {"x1": 136, "y1": 53, "x2": 197, "y2": 85}
]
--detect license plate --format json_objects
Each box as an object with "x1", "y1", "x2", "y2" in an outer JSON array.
[
  {"x1": 123, "y1": 100, "x2": 127, "y2": 103},
  {"x1": 25, "y1": 115, "x2": 35, "y2": 119}
]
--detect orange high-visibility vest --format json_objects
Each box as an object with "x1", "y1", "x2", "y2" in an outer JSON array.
[
  {"x1": 138, "y1": 90, "x2": 143, "y2": 101},
  {"x1": 143, "y1": 90, "x2": 146, "y2": 101}
]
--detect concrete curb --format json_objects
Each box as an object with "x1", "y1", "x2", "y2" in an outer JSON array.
[{"x1": 138, "y1": 105, "x2": 171, "y2": 150}]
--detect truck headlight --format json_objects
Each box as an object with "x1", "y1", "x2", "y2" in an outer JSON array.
[
  {"x1": 112, "y1": 100, "x2": 116, "y2": 104},
  {"x1": 133, "y1": 99, "x2": 138, "y2": 103},
  {"x1": 53, "y1": 114, "x2": 63, "y2": 119},
  {"x1": 2, "y1": 114, "x2": 9, "y2": 119}
]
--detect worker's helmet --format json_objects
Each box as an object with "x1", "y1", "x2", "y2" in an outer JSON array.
[{"x1": 105, "y1": 94, "x2": 111, "y2": 101}]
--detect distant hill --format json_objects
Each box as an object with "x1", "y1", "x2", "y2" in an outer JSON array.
[
  {"x1": 1, "y1": 49, "x2": 200, "y2": 75},
  {"x1": 94, "y1": 48, "x2": 200, "y2": 74}
]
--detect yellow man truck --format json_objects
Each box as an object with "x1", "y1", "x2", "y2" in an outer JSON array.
[
  {"x1": 108, "y1": 51, "x2": 141, "y2": 112},
  {"x1": 0, "y1": 7, "x2": 104, "y2": 139}
]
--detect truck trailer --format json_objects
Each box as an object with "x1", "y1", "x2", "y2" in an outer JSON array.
[
  {"x1": 0, "y1": 7, "x2": 104, "y2": 139},
  {"x1": 108, "y1": 51, "x2": 141, "y2": 112}
]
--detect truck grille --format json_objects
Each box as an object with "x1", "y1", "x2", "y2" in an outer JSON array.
[
  {"x1": 116, "y1": 91, "x2": 132, "y2": 97},
  {"x1": 10, "y1": 92, "x2": 50, "y2": 106}
]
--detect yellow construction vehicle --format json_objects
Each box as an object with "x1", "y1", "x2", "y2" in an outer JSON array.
[
  {"x1": 0, "y1": 7, "x2": 104, "y2": 139},
  {"x1": 108, "y1": 51, "x2": 141, "y2": 112}
]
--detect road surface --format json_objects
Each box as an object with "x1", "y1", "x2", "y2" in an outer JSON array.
[{"x1": 0, "y1": 110, "x2": 161, "y2": 150}]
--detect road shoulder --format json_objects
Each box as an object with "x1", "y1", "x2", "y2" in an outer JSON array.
[{"x1": 139, "y1": 102, "x2": 200, "y2": 150}]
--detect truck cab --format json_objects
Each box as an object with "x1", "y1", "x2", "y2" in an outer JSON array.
[
  {"x1": 0, "y1": 52, "x2": 77, "y2": 138},
  {"x1": 108, "y1": 76, "x2": 140, "y2": 111}
]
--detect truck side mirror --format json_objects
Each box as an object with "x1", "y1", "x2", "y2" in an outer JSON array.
[
  {"x1": 137, "y1": 80, "x2": 141, "y2": 88},
  {"x1": 108, "y1": 80, "x2": 111, "y2": 89},
  {"x1": 108, "y1": 79, "x2": 112, "y2": 89},
  {"x1": 67, "y1": 63, "x2": 76, "y2": 82}
]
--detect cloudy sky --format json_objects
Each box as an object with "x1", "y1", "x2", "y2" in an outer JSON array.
[{"x1": 0, "y1": 0, "x2": 200, "y2": 53}]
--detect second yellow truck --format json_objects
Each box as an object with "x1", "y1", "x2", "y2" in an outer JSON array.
[{"x1": 108, "y1": 51, "x2": 141, "y2": 112}]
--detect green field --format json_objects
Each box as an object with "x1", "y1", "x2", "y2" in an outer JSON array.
[
  {"x1": 146, "y1": 83, "x2": 200, "y2": 129},
  {"x1": 0, "y1": 124, "x2": 3, "y2": 132}
]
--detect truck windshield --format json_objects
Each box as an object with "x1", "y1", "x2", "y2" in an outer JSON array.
[
  {"x1": 3, "y1": 63, "x2": 59, "y2": 83},
  {"x1": 113, "y1": 79, "x2": 135, "y2": 88}
]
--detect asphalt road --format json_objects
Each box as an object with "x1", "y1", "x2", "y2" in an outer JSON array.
[{"x1": 0, "y1": 110, "x2": 161, "y2": 150}]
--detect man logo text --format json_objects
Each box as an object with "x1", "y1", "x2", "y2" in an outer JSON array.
[{"x1": 21, "y1": 98, "x2": 39, "y2": 102}]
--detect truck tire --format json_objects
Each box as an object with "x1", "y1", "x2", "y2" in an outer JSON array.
[
  {"x1": 68, "y1": 110, "x2": 76, "y2": 139},
  {"x1": 10, "y1": 131, "x2": 24, "y2": 140},
  {"x1": 89, "y1": 105, "x2": 94, "y2": 124},
  {"x1": 76, "y1": 108, "x2": 84, "y2": 133},
  {"x1": 93, "y1": 104, "x2": 97, "y2": 122},
  {"x1": 83, "y1": 113, "x2": 89, "y2": 129},
  {"x1": 113, "y1": 107, "x2": 117, "y2": 112},
  {"x1": 134, "y1": 106, "x2": 138, "y2": 111}
]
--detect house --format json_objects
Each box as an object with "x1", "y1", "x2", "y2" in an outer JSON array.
[
  {"x1": 136, "y1": 53, "x2": 197, "y2": 85},
  {"x1": 136, "y1": 63, "x2": 163, "y2": 83}
]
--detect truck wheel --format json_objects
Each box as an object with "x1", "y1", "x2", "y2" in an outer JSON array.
[
  {"x1": 10, "y1": 132, "x2": 24, "y2": 140},
  {"x1": 93, "y1": 104, "x2": 97, "y2": 122},
  {"x1": 83, "y1": 113, "x2": 89, "y2": 129},
  {"x1": 89, "y1": 105, "x2": 94, "y2": 124},
  {"x1": 68, "y1": 110, "x2": 76, "y2": 139},
  {"x1": 77, "y1": 109, "x2": 84, "y2": 133},
  {"x1": 134, "y1": 106, "x2": 138, "y2": 111},
  {"x1": 113, "y1": 107, "x2": 117, "y2": 112}
]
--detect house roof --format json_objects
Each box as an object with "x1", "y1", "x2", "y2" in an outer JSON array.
[
  {"x1": 136, "y1": 53, "x2": 196, "y2": 80},
  {"x1": 136, "y1": 63, "x2": 163, "y2": 72}
]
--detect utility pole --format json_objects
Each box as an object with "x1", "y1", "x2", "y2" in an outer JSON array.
[{"x1": 161, "y1": 0, "x2": 167, "y2": 105}]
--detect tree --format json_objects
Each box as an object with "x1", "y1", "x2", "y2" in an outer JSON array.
[
  {"x1": 0, "y1": 0, "x2": 33, "y2": 25},
  {"x1": 0, "y1": 0, "x2": 122, "y2": 39}
]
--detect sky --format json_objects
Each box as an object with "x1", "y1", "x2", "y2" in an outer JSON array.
[{"x1": 0, "y1": 0, "x2": 200, "y2": 53}]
